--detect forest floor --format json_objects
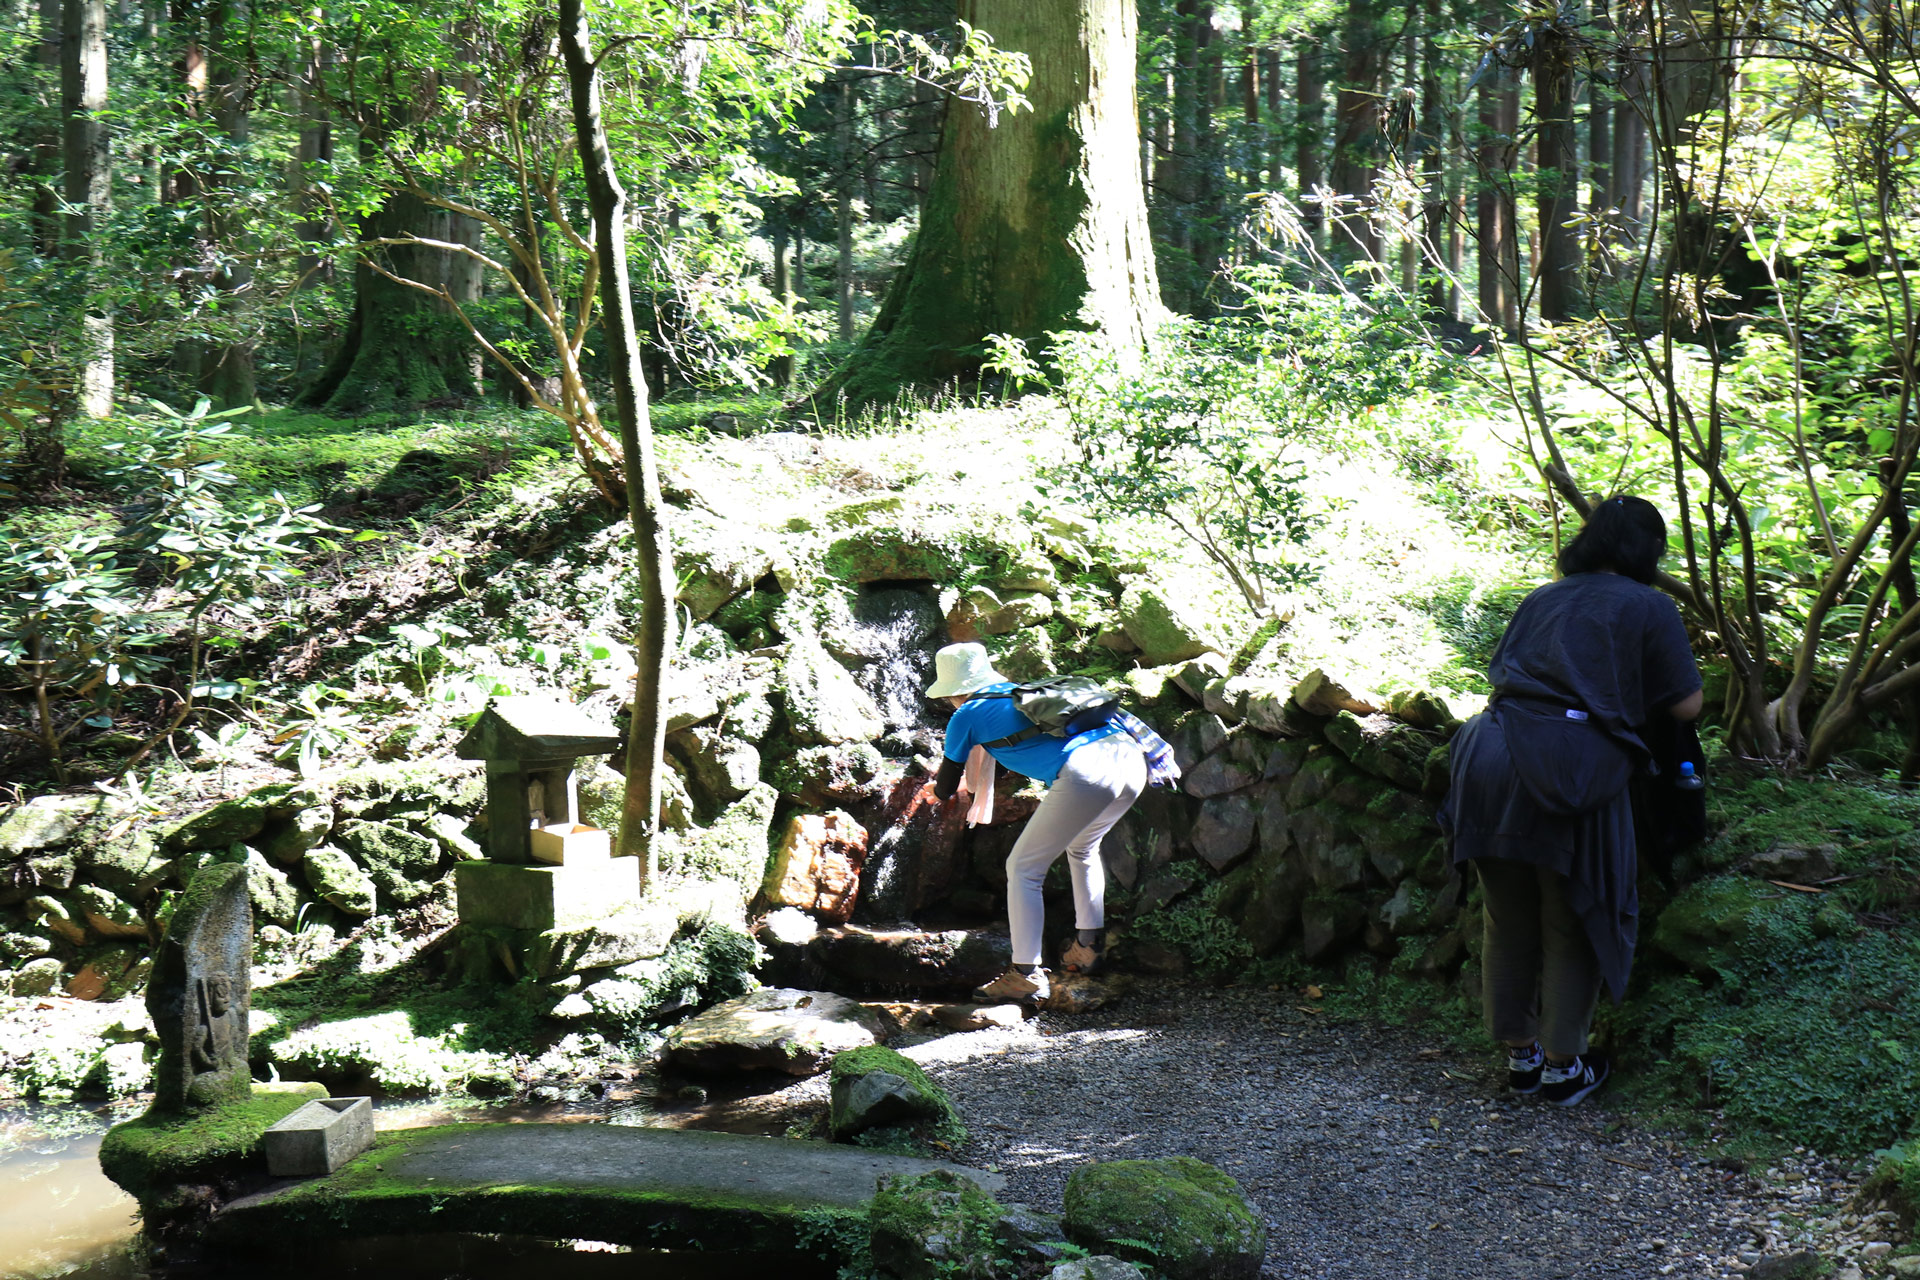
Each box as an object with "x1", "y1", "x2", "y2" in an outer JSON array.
[{"x1": 721, "y1": 977, "x2": 1891, "y2": 1280}]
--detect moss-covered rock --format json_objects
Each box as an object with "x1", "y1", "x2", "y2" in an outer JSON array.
[
  {"x1": 662, "y1": 986, "x2": 883, "y2": 1076},
  {"x1": 334, "y1": 819, "x2": 442, "y2": 909},
  {"x1": 1117, "y1": 581, "x2": 1221, "y2": 666},
  {"x1": 71, "y1": 884, "x2": 147, "y2": 940},
  {"x1": 1062, "y1": 1156, "x2": 1266, "y2": 1280},
  {"x1": 98, "y1": 1081, "x2": 328, "y2": 1215},
  {"x1": 781, "y1": 638, "x2": 885, "y2": 746},
  {"x1": 163, "y1": 783, "x2": 322, "y2": 853},
  {"x1": 1649, "y1": 875, "x2": 1783, "y2": 977},
  {"x1": 302, "y1": 844, "x2": 376, "y2": 916},
  {"x1": 256, "y1": 805, "x2": 334, "y2": 866},
  {"x1": 869, "y1": 1169, "x2": 1006, "y2": 1280},
  {"x1": 653, "y1": 783, "x2": 778, "y2": 903},
  {"x1": 265, "y1": 1010, "x2": 506, "y2": 1094},
  {"x1": 828, "y1": 1045, "x2": 963, "y2": 1146},
  {"x1": 0, "y1": 794, "x2": 111, "y2": 853}
]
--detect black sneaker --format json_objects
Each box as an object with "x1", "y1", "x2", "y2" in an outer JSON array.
[
  {"x1": 1540, "y1": 1052, "x2": 1610, "y2": 1106},
  {"x1": 1507, "y1": 1043, "x2": 1544, "y2": 1094}
]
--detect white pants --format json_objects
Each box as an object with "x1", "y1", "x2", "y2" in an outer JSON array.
[{"x1": 1006, "y1": 737, "x2": 1147, "y2": 967}]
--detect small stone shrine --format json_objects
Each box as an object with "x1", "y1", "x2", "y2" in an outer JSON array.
[
  {"x1": 453, "y1": 694, "x2": 639, "y2": 937},
  {"x1": 147, "y1": 861, "x2": 254, "y2": 1112}
]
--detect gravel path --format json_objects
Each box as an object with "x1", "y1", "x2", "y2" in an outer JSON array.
[{"x1": 848, "y1": 979, "x2": 1883, "y2": 1280}]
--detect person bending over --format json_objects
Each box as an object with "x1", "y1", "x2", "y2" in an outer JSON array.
[
  {"x1": 924, "y1": 642, "x2": 1155, "y2": 1003},
  {"x1": 1443, "y1": 496, "x2": 1703, "y2": 1106}
]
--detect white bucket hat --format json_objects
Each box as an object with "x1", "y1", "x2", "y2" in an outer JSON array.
[{"x1": 925, "y1": 642, "x2": 1008, "y2": 699}]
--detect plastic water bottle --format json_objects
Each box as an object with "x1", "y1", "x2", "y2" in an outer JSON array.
[{"x1": 1674, "y1": 760, "x2": 1705, "y2": 792}]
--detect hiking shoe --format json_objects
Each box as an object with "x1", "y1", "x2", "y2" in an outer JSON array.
[
  {"x1": 1540, "y1": 1052, "x2": 1611, "y2": 1107},
  {"x1": 974, "y1": 967, "x2": 1049, "y2": 1003},
  {"x1": 1507, "y1": 1043, "x2": 1544, "y2": 1095},
  {"x1": 1061, "y1": 934, "x2": 1104, "y2": 974}
]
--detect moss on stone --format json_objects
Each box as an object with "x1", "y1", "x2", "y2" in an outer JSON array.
[
  {"x1": 1648, "y1": 875, "x2": 1783, "y2": 978},
  {"x1": 828, "y1": 1045, "x2": 965, "y2": 1149},
  {"x1": 98, "y1": 1081, "x2": 327, "y2": 1212},
  {"x1": 1062, "y1": 1156, "x2": 1266, "y2": 1280},
  {"x1": 868, "y1": 1168, "x2": 1004, "y2": 1280}
]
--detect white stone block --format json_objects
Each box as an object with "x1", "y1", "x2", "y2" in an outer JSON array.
[{"x1": 262, "y1": 1096, "x2": 374, "y2": 1176}]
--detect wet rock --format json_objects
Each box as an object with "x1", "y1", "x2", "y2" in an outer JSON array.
[
  {"x1": 808, "y1": 924, "x2": 1011, "y2": 992},
  {"x1": 783, "y1": 638, "x2": 886, "y2": 745},
  {"x1": 1042, "y1": 972, "x2": 1126, "y2": 1013},
  {"x1": 1189, "y1": 793, "x2": 1258, "y2": 873},
  {"x1": 1063, "y1": 1156, "x2": 1266, "y2": 1280},
  {"x1": 1300, "y1": 894, "x2": 1367, "y2": 961},
  {"x1": 1118, "y1": 582, "x2": 1222, "y2": 666},
  {"x1": 856, "y1": 773, "x2": 969, "y2": 919},
  {"x1": 754, "y1": 907, "x2": 821, "y2": 987},
  {"x1": 256, "y1": 805, "x2": 333, "y2": 865},
  {"x1": 763, "y1": 811, "x2": 868, "y2": 923},
  {"x1": 668, "y1": 726, "x2": 763, "y2": 808},
  {"x1": 662, "y1": 987, "x2": 883, "y2": 1076},
  {"x1": 302, "y1": 845, "x2": 376, "y2": 916},
  {"x1": 829, "y1": 1045, "x2": 953, "y2": 1140},
  {"x1": 933, "y1": 1002, "x2": 1025, "y2": 1031},
  {"x1": 334, "y1": 819, "x2": 442, "y2": 909}
]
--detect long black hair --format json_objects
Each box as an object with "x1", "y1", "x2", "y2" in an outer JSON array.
[{"x1": 1558, "y1": 495, "x2": 1668, "y2": 584}]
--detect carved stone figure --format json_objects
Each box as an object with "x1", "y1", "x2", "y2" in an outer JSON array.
[{"x1": 147, "y1": 861, "x2": 253, "y2": 1112}]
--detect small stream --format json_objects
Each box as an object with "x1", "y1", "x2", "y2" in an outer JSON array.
[{"x1": 2, "y1": 1082, "x2": 819, "y2": 1280}]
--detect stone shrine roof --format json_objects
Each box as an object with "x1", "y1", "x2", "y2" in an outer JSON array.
[{"x1": 455, "y1": 696, "x2": 621, "y2": 761}]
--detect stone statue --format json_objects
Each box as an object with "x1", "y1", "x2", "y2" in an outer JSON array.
[{"x1": 147, "y1": 861, "x2": 253, "y2": 1112}]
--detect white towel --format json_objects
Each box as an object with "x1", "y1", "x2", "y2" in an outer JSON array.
[{"x1": 963, "y1": 745, "x2": 995, "y2": 827}]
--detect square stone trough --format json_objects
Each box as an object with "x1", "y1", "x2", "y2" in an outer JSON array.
[{"x1": 262, "y1": 1096, "x2": 374, "y2": 1177}]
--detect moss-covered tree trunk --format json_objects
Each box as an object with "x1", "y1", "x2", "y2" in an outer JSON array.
[
  {"x1": 816, "y1": 0, "x2": 1164, "y2": 407},
  {"x1": 301, "y1": 183, "x2": 478, "y2": 415}
]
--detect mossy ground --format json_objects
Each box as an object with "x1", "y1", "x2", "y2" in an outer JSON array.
[{"x1": 97, "y1": 1082, "x2": 326, "y2": 1211}]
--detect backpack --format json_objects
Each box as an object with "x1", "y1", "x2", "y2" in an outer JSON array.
[{"x1": 968, "y1": 676, "x2": 1121, "y2": 749}]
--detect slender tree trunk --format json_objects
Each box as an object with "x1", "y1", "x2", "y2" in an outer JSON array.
[
  {"x1": 1164, "y1": 1, "x2": 1200, "y2": 307},
  {"x1": 1419, "y1": 0, "x2": 1448, "y2": 316},
  {"x1": 63, "y1": 0, "x2": 113, "y2": 418},
  {"x1": 1331, "y1": 0, "x2": 1382, "y2": 263},
  {"x1": 1534, "y1": 23, "x2": 1581, "y2": 320},
  {"x1": 293, "y1": 39, "x2": 332, "y2": 289},
  {"x1": 31, "y1": 0, "x2": 60, "y2": 257},
  {"x1": 558, "y1": 0, "x2": 671, "y2": 880},
  {"x1": 836, "y1": 75, "x2": 856, "y2": 342},
  {"x1": 1588, "y1": 0, "x2": 1613, "y2": 213},
  {"x1": 1192, "y1": 5, "x2": 1223, "y2": 311},
  {"x1": 1612, "y1": 48, "x2": 1647, "y2": 229},
  {"x1": 1295, "y1": 33, "x2": 1324, "y2": 243},
  {"x1": 1476, "y1": 65, "x2": 1514, "y2": 331},
  {"x1": 818, "y1": 0, "x2": 1165, "y2": 406},
  {"x1": 1261, "y1": 43, "x2": 1281, "y2": 191},
  {"x1": 771, "y1": 227, "x2": 793, "y2": 388},
  {"x1": 201, "y1": 0, "x2": 255, "y2": 408}
]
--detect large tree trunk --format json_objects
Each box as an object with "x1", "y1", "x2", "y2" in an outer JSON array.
[
  {"x1": 817, "y1": 0, "x2": 1165, "y2": 407},
  {"x1": 1475, "y1": 65, "x2": 1516, "y2": 332},
  {"x1": 1160, "y1": 0, "x2": 1201, "y2": 311},
  {"x1": 1295, "y1": 34, "x2": 1325, "y2": 243},
  {"x1": 31, "y1": 0, "x2": 60, "y2": 257},
  {"x1": 1191, "y1": 5, "x2": 1222, "y2": 312},
  {"x1": 301, "y1": 179, "x2": 479, "y2": 413},
  {"x1": 63, "y1": 0, "x2": 113, "y2": 419},
  {"x1": 1419, "y1": 0, "x2": 1449, "y2": 317},
  {"x1": 1330, "y1": 0, "x2": 1383, "y2": 263},
  {"x1": 559, "y1": 0, "x2": 672, "y2": 881},
  {"x1": 1587, "y1": 0, "x2": 1613, "y2": 214},
  {"x1": 1534, "y1": 23, "x2": 1581, "y2": 320},
  {"x1": 293, "y1": 39, "x2": 332, "y2": 290}
]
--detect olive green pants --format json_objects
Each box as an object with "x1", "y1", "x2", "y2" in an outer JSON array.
[{"x1": 1477, "y1": 857, "x2": 1602, "y2": 1059}]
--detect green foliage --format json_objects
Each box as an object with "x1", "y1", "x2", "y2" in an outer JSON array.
[{"x1": 1132, "y1": 863, "x2": 1255, "y2": 979}]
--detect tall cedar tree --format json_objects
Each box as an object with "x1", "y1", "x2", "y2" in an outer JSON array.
[{"x1": 817, "y1": 0, "x2": 1164, "y2": 407}]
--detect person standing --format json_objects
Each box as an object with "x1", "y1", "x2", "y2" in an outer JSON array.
[
  {"x1": 923, "y1": 642, "x2": 1173, "y2": 1002},
  {"x1": 1443, "y1": 497, "x2": 1703, "y2": 1105}
]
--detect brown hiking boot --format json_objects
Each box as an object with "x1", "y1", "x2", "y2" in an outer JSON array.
[{"x1": 1061, "y1": 935, "x2": 1104, "y2": 974}]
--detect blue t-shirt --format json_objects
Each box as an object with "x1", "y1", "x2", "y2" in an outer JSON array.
[{"x1": 940, "y1": 684, "x2": 1125, "y2": 786}]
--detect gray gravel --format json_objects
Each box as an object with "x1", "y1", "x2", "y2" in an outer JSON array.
[{"x1": 870, "y1": 979, "x2": 1873, "y2": 1280}]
